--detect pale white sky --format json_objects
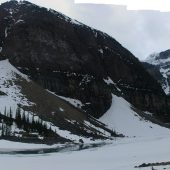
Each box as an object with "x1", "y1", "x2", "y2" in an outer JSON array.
[{"x1": 1, "y1": 0, "x2": 170, "y2": 60}]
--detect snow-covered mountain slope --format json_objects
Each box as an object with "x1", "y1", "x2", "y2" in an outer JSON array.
[
  {"x1": 0, "y1": 59, "x2": 115, "y2": 143},
  {"x1": 0, "y1": 59, "x2": 32, "y2": 115},
  {"x1": 144, "y1": 50, "x2": 170, "y2": 95},
  {"x1": 99, "y1": 95, "x2": 170, "y2": 137}
]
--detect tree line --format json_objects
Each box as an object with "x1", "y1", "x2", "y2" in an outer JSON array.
[{"x1": 0, "y1": 106, "x2": 56, "y2": 138}]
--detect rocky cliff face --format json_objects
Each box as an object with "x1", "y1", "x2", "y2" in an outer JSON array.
[{"x1": 0, "y1": 0, "x2": 170, "y2": 121}]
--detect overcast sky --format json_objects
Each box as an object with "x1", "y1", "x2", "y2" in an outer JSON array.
[{"x1": 1, "y1": 0, "x2": 170, "y2": 60}]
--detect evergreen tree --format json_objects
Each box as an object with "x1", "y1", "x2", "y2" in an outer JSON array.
[
  {"x1": 4, "y1": 107, "x2": 7, "y2": 117},
  {"x1": 15, "y1": 107, "x2": 22, "y2": 128},
  {"x1": 9, "y1": 107, "x2": 12, "y2": 119}
]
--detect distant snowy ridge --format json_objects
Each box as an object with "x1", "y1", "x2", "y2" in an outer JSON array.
[
  {"x1": 145, "y1": 52, "x2": 170, "y2": 66},
  {"x1": 145, "y1": 51, "x2": 170, "y2": 94}
]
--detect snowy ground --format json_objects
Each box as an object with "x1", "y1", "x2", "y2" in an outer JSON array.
[
  {"x1": 0, "y1": 140, "x2": 61, "y2": 150},
  {"x1": 1, "y1": 135, "x2": 170, "y2": 170}
]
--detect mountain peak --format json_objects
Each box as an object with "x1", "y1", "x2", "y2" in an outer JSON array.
[
  {"x1": 159, "y1": 49, "x2": 170, "y2": 59},
  {"x1": 145, "y1": 49, "x2": 170, "y2": 66},
  {"x1": 144, "y1": 49, "x2": 170, "y2": 95},
  {"x1": 1, "y1": 0, "x2": 30, "y2": 8},
  {"x1": 1, "y1": 0, "x2": 33, "y2": 5},
  {"x1": 145, "y1": 52, "x2": 159, "y2": 65}
]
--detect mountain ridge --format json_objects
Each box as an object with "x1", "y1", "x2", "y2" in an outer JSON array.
[{"x1": 0, "y1": 0, "x2": 169, "y2": 122}]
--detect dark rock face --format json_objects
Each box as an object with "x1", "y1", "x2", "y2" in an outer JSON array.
[
  {"x1": 0, "y1": 0, "x2": 170, "y2": 121},
  {"x1": 142, "y1": 62, "x2": 163, "y2": 83}
]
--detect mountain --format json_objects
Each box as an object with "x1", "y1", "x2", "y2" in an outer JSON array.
[
  {"x1": 1, "y1": 2, "x2": 170, "y2": 170},
  {"x1": 0, "y1": 59, "x2": 116, "y2": 143},
  {"x1": 0, "y1": 0, "x2": 170, "y2": 123},
  {"x1": 144, "y1": 50, "x2": 170, "y2": 95}
]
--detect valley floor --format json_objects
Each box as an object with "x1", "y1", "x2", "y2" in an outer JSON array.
[{"x1": 1, "y1": 135, "x2": 170, "y2": 170}]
